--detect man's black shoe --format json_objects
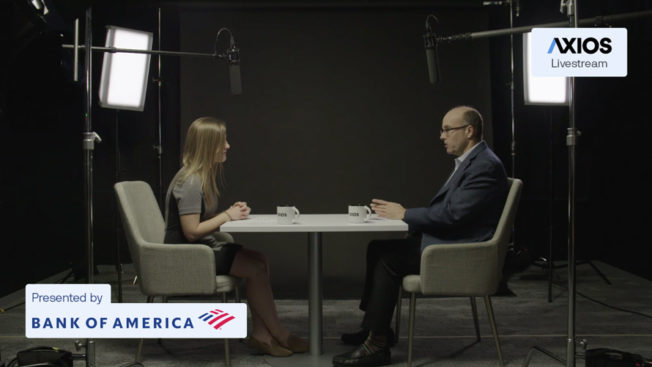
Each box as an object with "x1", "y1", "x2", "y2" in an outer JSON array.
[
  {"x1": 332, "y1": 343, "x2": 391, "y2": 367},
  {"x1": 340, "y1": 328, "x2": 396, "y2": 347},
  {"x1": 340, "y1": 329, "x2": 368, "y2": 345}
]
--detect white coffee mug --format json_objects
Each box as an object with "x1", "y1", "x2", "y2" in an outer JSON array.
[
  {"x1": 277, "y1": 206, "x2": 300, "y2": 224},
  {"x1": 348, "y1": 205, "x2": 371, "y2": 223}
]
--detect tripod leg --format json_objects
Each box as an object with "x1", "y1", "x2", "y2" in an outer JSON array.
[
  {"x1": 548, "y1": 258, "x2": 554, "y2": 303},
  {"x1": 585, "y1": 261, "x2": 611, "y2": 285},
  {"x1": 59, "y1": 270, "x2": 75, "y2": 284},
  {"x1": 522, "y1": 346, "x2": 565, "y2": 367}
]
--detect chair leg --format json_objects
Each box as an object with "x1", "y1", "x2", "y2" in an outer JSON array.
[
  {"x1": 394, "y1": 286, "x2": 402, "y2": 342},
  {"x1": 222, "y1": 292, "x2": 231, "y2": 367},
  {"x1": 407, "y1": 292, "x2": 417, "y2": 367},
  {"x1": 469, "y1": 297, "x2": 481, "y2": 342},
  {"x1": 483, "y1": 296, "x2": 504, "y2": 367},
  {"x1": 135, "y1": 339, "x2": 144, "y2": 364},
  {"x1": 235, "y1": 283, "x2": 241, "y2": 303},
  {"x1": 224, "y1": 336, "x2": 231, "y2": 367},
  {"x1": 156, "y1": 297, "x2": 168, "y2": 346},
  {"x1": 150, "y1": 296, "x2": 168, "y2": 346},
  {"x1": 136, "y1": 296, "x2": 155, "y2": 363}
]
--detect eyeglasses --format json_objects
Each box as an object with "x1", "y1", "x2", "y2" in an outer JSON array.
[{"x1": 440, "y1": 124, "x2": 469, "y2": 136}]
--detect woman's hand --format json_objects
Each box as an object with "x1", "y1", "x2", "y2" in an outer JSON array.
[
  {"x1": 225, "y1": 201, "x2": 251, "y2": 220},
  {"x1": 180, "y1": 201, "x2": 251, "y2": 241}
]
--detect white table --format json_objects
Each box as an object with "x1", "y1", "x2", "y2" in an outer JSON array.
[{"x1": 221, "y1": 214, "x2": 407, "y2": 362}]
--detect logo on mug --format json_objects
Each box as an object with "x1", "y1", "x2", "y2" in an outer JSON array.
[
  {"x1": 348, "y1": 205, "x2": 371, "y2": 223},
  {"x1": 277, "y1": 206, "x2": 300, "y2": 224}
]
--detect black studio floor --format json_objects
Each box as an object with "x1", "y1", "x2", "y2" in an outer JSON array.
[{"x1": 1, "y1": 261, "x2": 651, "y2": 366}]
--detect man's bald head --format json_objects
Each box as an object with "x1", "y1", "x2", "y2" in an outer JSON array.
[{"x1": 443, "y1": 106, "x2": 483, "y2": 140}]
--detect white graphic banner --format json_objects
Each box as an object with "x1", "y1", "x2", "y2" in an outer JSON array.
[
  {"x1": 26, "y1": 284, "x2": 247, "y2": 338},
  {"x1": 531, "y1": 28, "x2": 627, "y2": 77}
]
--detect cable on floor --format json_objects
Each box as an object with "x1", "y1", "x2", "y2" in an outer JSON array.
[
  {"x1": 552, "y1": 281, "x2": 652, "y2": 320},
  {"x1": 0, "y1": 302, "x2": 25, "y2": 313}
]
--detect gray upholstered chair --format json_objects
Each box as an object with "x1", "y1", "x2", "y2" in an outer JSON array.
[
  {"x1": 400, "y1": 178, "x2": 523, "y2": 367},
  {"x1": 114, "y1": 180, "x2": 240, "y2": 367}
]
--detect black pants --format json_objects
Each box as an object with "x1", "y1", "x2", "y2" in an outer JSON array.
[{"x1": 360, "y1": 236, "x2": 421, "y2": 334}]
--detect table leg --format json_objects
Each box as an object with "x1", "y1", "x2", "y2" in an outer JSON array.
[
  {"x1": 264, "y1": 231, "x2": 356, "y2": 366},
  {"x1": 308, "y1": 232, "x2": 323, "y2": 356}
]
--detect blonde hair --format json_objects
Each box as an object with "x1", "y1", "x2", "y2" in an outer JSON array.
[{"x1": 181, "y1": 117, "x2": 227, "y2": 208}]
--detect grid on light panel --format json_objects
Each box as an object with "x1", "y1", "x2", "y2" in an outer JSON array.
[{"x1": 99, "y1": 26, "x2": 153, "y2": 111}]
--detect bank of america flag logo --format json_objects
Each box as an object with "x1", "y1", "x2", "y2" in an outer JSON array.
[{"x1": 198, "y1": 309, "x2": 236, "y2": 330}]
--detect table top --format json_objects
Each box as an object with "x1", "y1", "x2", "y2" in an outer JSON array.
[{"x1": 221, "y1": 214, "x2": 408, "y2": 233}]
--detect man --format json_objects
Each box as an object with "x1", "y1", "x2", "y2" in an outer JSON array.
[{"x1": 333, "y1": 105, "x2": 509, "y2": 367}]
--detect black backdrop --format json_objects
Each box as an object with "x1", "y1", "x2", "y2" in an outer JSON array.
[
  {"x1": 1, "y1": 0, "x2": 651, "y2": 298},
  {"x1": 176, "y1": 4, "x2": 493, "y2": 297}
]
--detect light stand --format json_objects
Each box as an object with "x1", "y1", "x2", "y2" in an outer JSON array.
[
  {"x1": 507, "y1": 0, "x2": 518, "y2": 178},
  {"x1": 63, "y1": 8, "x2": 241, "y2": 366},
  {"x1": 566, "y1": 4, "x2": 579, "y2": 365},
  {"x1": 502, "y1": 0, "x2": 521, "y2": 292},
  {"x1": 526, "y1": 1, "x2": 580, "y2": 365},
  {"x1": 113, "y1": 8, "x2": 166, "y2": 304},
  {"x1": 521, "y1": 29, "x2": 609, "y2": 302},
  {"x1": 114, "y1": 109, "x2": 123, "y2": 303},
  {"x1": 477, "y1": 0, "x2": 521, "y2": 296},
  {"x1": 155, "y1": 7, "x2": 164, "y2": 206},
  {"x1": 430, "y1": 4, "x2": 652, "y2": 367},
  {"x1": 79, "y1": 8, "x2": 99, "y2": 367}
]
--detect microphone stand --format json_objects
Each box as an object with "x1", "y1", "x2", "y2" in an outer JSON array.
[{"x1": 430, "y1": 4, "x2": 652, "y2": 367}]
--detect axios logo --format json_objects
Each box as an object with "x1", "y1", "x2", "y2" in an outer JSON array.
[
  {"x1": 547, "y1": 37, "x2": 612, "y2": 54},
  {"x1": 198, "y1": 309, "x2": 236, "y2": 330}
]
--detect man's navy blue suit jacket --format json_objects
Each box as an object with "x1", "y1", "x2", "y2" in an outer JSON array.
[{"x1": 403, "y1": 141, "x2": 509, "y2": 252}]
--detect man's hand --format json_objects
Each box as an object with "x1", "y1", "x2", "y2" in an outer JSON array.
[{"x1": 370, "y1": 199, "x2": 406, "y2": 220}]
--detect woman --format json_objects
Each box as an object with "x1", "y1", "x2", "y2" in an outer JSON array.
[{"x1": 164, "y1": 116, "x2": 308, "y2": 357}]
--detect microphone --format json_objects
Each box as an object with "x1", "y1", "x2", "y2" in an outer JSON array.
[
  {"x1": 424, "y1": 30, "x2": 439, "y2": 85},
  {"x1": 227, "y1": 40, "x2": 242, "y2": 95}
]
